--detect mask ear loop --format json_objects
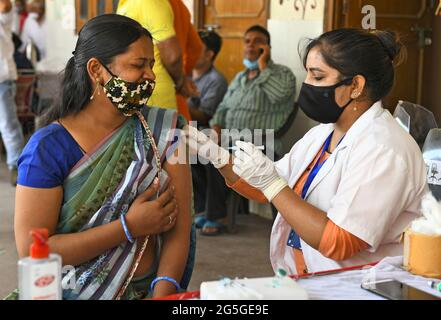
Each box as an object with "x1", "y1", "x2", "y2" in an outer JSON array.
[
  {"x1": 336, "y1": 77, "x2": 355, "y2": 109},
  {"x1": 90, "y1": 61, "x2": 115, "y2": 101},
  {"x1": 100, "y1": 61, "x2": 117, "y2": 78}
]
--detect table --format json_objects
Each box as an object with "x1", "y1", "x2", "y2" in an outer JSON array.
[{"x1": 155, "y1": 257, "x2": 441, "y2": 300}]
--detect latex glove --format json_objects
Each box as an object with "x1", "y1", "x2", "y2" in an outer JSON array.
[
  {"x1": 182, "y1": 125, "x2": 230, "y2": 169},
  {"x1": 233, "y1": 141, "x2": 288, "y2": 202}
]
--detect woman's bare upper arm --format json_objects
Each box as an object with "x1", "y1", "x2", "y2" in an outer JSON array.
[
  {"x1": 15, "y1": 185, "x2": 63, "y2": 258},
  {"x1": 164, "y1": 146, "x2": 192, "y2": 216}
]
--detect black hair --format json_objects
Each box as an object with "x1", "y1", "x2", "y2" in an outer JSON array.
[
  {"x1": 301, "y1": 28, "x2": 406, "y2": 102},
  {"x1": 198, "y1": 30, "x2": 222, "y2": 60},
  {"x1": 245, "y1": 25, "x2": 271, "y2": 46},
  {"x1": 40, "y1": 14, "x2": 152, "y2": 127}
]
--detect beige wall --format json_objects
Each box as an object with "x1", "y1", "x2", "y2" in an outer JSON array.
[
  {"x1": 249, "y1": 0, "x2": 325, "y2": 218},
  {"x1": 268, "y1": 0, "x2": 324, "y2": 154},
  {"x1": 39, "y1": 0, "x2": 77, "y2": 72},
  {"x1": 182, "y1": 0, "x2": 194, "y2": 21},
  {"x1": 270, "y1": 0, "x2": 325, "y2": 20}
]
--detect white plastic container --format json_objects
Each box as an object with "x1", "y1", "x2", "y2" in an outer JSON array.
[{"x1": 18, "y1": 229, "x2": 62, "y2": 300}]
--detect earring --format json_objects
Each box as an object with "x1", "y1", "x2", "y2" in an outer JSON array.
[
  {"x1": 90, "y1": 79, "x2": 102, "y2": 100},
  {"x1": 351, "y1": 96, "x2": 359, "y2": 111},
  {"x1": 353, "y1": 100, "x2": 358, "y2": 111}
]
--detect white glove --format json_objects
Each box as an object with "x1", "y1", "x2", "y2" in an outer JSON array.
[
  {"x1": 233, "y1": 141, "x2": 288, "y2": 202},
  {"x1": 182, "y1": 125, "x2": 230, "y2": 169}
]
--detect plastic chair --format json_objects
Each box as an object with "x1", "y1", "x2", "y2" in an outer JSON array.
[
  {"x1": 225, "y1": 103, "x2": 300, "y2": 232},
  {"x1": 393, "y1": 101, "x2": 438, "y2": 150},
  {"x1": 422, "y1": 129, "x2": 441, "y2": 201},
  {"x1": 15, "y1": 69, "x2": 37, "y2": 135},
  {"x1": 35, "y1": 71, "x2": 62, "y2": 116}
]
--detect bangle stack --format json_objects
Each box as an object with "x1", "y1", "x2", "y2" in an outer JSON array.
[
  {"x1": 150, "y1": 276, "x2": 181, "y2": 293},
  {"x1": 120, "y1": 214, "x2": 135, "y2": 243}
]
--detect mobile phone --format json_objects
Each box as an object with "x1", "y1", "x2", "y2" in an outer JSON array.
[{"x1": 361, "y1": 279, "x2": 441, "y2": 300}]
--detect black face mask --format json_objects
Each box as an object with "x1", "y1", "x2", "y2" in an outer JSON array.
[{"x1": 298, "y1": 78, "x2": 354, "y2": 124}]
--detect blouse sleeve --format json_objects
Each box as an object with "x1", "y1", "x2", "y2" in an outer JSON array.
[
  {"x1": 17, "y1": 128, "x2": 82, "y2": 188},
  {"x1": 318, "y1": 220, "x2": 369, "y2": 261},
  {"x1": 225, "y1": 178, "x2": 268, "y2": 204}
]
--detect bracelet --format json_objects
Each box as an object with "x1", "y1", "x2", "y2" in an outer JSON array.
[
  {"x1": 120, "y1": 214, "x2": 135, "y2": 244},
  {"x1": 150, "y1": 276, "x2": 181, "y2": 292}
]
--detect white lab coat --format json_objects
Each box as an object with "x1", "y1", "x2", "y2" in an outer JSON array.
[
  {"x1": 20, "y1": 13, "x2": 47, "y2": 60},
  {"x1": 0, "y1": 10, "x2": 17, "y2": 83},
  {"x1": 271, "y1": 101, "x2": 428, "y2": 275}
]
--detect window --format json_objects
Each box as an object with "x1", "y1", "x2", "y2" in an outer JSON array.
[{"x1": 75, "y1": 0, "x2": 120, "y2": 33}]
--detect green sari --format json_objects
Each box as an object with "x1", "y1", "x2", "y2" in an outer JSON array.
[{"x1": 7, "y1": 107, "x2": 184, "y2": 300}]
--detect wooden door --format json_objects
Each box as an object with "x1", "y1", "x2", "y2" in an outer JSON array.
[
  {"x1": 326, "y1": 0, "x2": 436, "y2": 114},
  {"x1": 75, "y1": 0, "x2": 120, "y2": 33},
  {"x1": 202, "y1": 0, "x2": 270, "y2": 83}
]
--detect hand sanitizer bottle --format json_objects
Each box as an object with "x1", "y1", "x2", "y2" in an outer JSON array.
[{"x1": 18, "y1": 229, "x2": 62, "y2": 300}]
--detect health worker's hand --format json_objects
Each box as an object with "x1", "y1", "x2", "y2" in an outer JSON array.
[
  {"x1": 182, "y1": 125, "x2": 230, "y2": 169},
  {"x1": 233, "y1": 141, "x2": 288, "y2": 202}
]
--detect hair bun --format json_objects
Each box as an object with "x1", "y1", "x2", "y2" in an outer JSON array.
[{"x1": 374, "y1": 30, "x2": 405, "y2": 64}]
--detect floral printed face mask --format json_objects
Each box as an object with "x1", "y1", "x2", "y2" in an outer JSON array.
[{"x1": 101, "y1": 63, "x2": 155, "y2": 117}]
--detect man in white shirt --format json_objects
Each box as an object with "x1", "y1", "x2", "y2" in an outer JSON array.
[
  {"x1": 20, "y1": 0, "x2": 46, "y2": 60},
  {"x1": 11, "y1": 0, "x2": 26, "y2": 35},
  {"x1": 0, "y1": 0, "x2": 25, "y2": 185}
]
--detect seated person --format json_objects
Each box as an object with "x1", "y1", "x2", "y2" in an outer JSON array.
[
  {"x1": 11, "y1": 0, "x2": 27, "y2": 35},
  {"x1": 10, "y1": 14, "x2": 192, "y2": 300},
  {"x1": 188, "y1": 30, "x2": 227, "y2": 127},
  {"x1": 188, "y1": 30, "x2": 228, "y2": 236},
  {"x1": 210, "y1": 25, "x2": 297, "y2": 158},
  {"x1": 12, "y1": 33, "x2": 33, "y2": 70},
  {"x1": 20, "y1": 0, "x2": 46, "y2": 61}
]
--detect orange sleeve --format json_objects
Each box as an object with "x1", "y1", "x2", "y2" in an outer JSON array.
[
  {"x1": 226, "y1": 179, "x2": 269, "y2": 204},
  {"x1": 176, "y1": 95, "x2": 192, "y2": 121},
  {"x1": 318, "y1": 220, "x2": 369, "y2": 261},
  {"x1": 170, "y1": 0, "x2": 203, "y2": 75},
  {"x1": 183, "y1": 23, "x2": 203, "y2": 75}
]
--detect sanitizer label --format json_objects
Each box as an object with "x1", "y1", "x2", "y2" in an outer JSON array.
[
  {"x1": 425, "y1": 159, "x2": 441, "y2": 186},
  {"x1": 30, "y1": 262, "x2": 60, "y2": 300}
]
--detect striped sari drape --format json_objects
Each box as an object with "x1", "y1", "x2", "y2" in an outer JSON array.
[{"x1": 60, "y1": 107, "x2": 178, "y2": 300}]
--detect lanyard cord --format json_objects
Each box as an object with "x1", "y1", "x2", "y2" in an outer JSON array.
[
  {"x1": 301, "y1": 131, "x2": 346, "y2": 199},
  {"x1": 301, "y1": 133, "x2": 332, "y2": 199},
  {"x1": 288, "y1": 131, "x2": 345, "y2": 250}
]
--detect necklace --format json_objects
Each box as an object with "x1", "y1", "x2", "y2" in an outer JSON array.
[{"x1": 114, "y1": 111, "x2": 162, "y2": 300}]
